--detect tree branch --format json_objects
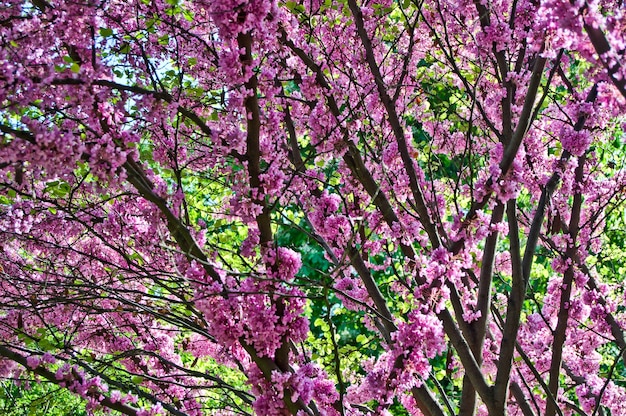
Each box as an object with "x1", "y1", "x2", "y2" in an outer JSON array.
[
  {"x1": 347, "y1": 0, "x2": 442, "y2": 248},
  {"x1": 545, "y1": 153, "x2": 586, "y2": 416},
  {"x1": 492, "y1": 200, "x2": 525, "y2": 414},
  {"x1": 0, "y1": 345, "x2": 139, "y2": 416}
]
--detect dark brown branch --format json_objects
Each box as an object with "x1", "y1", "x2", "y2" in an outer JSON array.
[
  {"x1": 439, "y1": 308, "x2": 494, "y2": 411},
  {"x1": 492, "y1": 200, "x2": 525, "y2": 414},
  {"x1": 0, "y1": 345, "x2": 139, "y2": 416},
  {"x1": 459, "y1": 202, "x2": 505, "y2": 415},
  {"x1": 452, "y1": 51, "x2": 549, "y2": 253},
  {"x1": 542, "y1": 238, "x2": 626, "y2": 371},
  {"x1": 122, "y1": 159, "x2": 222, "y2": 282},
  {"x1": 472, "y1": 0, "x2": 513, "y2": 144},
  {"x1": 236, "y1": 29, "x2": 313, "y2": 416},
  {"x1": 474, "y1": 202, "x2": 505, "y2": 350},
  {"x1": 280, "y1": 25, "x2": 449, "y2": 416},
  {"x1": 347, "y1": 0, "x2": 442, "y2": 249},
  {"x1": 545, "y1": 153, "x2": 586, "y2": 416},
  {"x1": 491, "y1": 304, "x2": 564, "y2": 416},
  {"x1": 591, "y1": 345, "x2": 626, "y2": 416},
  {"x1": 578, "y1": 4, "x2": 626, "y2": 99},
  {"x1": 511, "y1": 381, "x2": 537, "y2": 416},
  {"x1": 586, "y1": 273, "x2": 626, "y2": 364},
  {"x1": 347, "y1": 246, "x2": 397, "y2": 339},
  {"x1": 522, "y1": 82, "x2": 598, "y2": 284},
  {"x1": 0, "y1": 124, "x2": 37, "y2": 144},
  {"x1": 501, "y1": 54, "x2": 547, "y2": 174}
]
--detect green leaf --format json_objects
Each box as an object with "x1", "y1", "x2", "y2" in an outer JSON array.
[
  {"x1": 37, "y1": 338, "x2": 55, "y2": 351},
  {"x1": 158, "y1": 34, "x2": 170, "y2": 46},
  {"x1": 131, "y1": 375, "x2": 144, "y2": 384},
  {"x1": 99, "y1": 27, "x2": 114, "y2": 37}
]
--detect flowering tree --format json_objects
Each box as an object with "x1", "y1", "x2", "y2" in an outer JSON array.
[{"x1": 1, "y1": 0, "x2": 626, "y2": 414}]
